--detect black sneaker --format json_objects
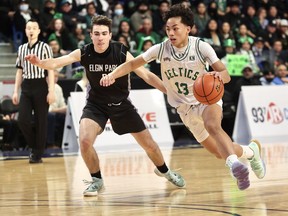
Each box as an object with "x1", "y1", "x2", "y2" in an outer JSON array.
[{"x1": 29, "y1": 153, "x2": 43, "y2": 164}]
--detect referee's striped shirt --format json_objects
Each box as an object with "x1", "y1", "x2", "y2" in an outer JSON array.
[{"x1": 16, "y1": 41, "x2": 53, "y2": 79}]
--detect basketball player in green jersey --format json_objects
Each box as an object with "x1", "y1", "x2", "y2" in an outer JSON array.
[
  {"x1": 100, "y1": 4, "x2": 266, "y2": 190},
  {"x1": 25, "y1": 15, "x2": 186, "y2": 196}
]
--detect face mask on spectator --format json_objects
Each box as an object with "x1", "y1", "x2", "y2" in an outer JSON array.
[
  {"x1": 139, "y1": 9, "x2": 147, "y2": 14},
  {"x1": 266, "y1": 78, "x2": 274, "y2": 83},
  {"x1": 20, "y1": 4, "x2": 29, "y2": 12},
  {"x1": 44, "y1": 6, "x2": 54, "y2": 12},
  {"x1": 114, "y1": 9, "x2": 123, "y2": 16}
]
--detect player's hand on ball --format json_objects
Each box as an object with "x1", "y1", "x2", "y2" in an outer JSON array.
[
  {"x1": 100, "y1": 73, "x2": 115, "y2": 86},
  {"x1": 209, "y1": 71, "x2": 223, "y2": 82}
]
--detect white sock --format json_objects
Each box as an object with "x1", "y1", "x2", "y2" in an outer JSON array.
[
  {"x1": 239, "y1": 145, "x2": 254, "y2": 159},
  {"x1": 226, "y1": 154, "x2": 238, "y2": 168}
]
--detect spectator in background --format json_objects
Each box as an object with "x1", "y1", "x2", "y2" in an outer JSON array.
[
  {"x1": 277, "y1": 19, "x2": 288, "y2": 50},
  {"x1": 221, "y1": 38, "x2": 236, "y2": 66},
  {"x1": 223, "y1": 0, "x2": 242, "y2": 35},
  {"x1": 233, "y1": 65, "x2": 261, "y2": 107},
  {"x1": 39, "y1": 0, "x2": 60, "y2": 39},
  {"x1": 135, "y1": 17, "x2": 161, "y2": 54},
  {"x1": 111, "y1": 2, "x2": 126, "y2": 36},
  {"x1": 140, "y1": 38, "x2": 154, "y2": 55},
  {"x1": 84, "y1": 2, "x2": 97, "y2": 34},
  {"x1": 255, "y1": 7, "x2": 268, "y2": 36},
  {"x1": 47, "y1": 18, "x2": 78, "y2": 54},
  {"x1": 268, "y1": 40, "x2": 288, "y2": 68},
  {"x1": 115, "y1": 34, "x2": 129, "y2": 48},
  {"x1": 71, "y1": 22, "x2": 91, "y2": 49},
  {"x1": 152, "y1": 0, "x2": 170, "y2": 38},
  {"x1": 136, "y1": 36, "x2": 160, "y2": 75},
  {"x1": 193, "y1": 2, "x2": 210, "y2": 35},
  {"x1": 240, "y1": 4, "x2": 258, "y2": 39},
  {"x1": 48, "y1": 37, "x2": 62, "y2": 58},
  {"x1": 252, "y1": 36, "x2": 269, "y2": 70},
  {"x1": 237, "y1": 40, "x2": 259, "y2": 74},
  {"x1": 224, "y1": 39, "x2": 236, "y2": 54},
  {"x1": 272, "y1": 64, "x2": 288, "y2": 85},
  {"x1": 219, "y1": 21, "x2": 234, "y2": 41},
  {"x1": 130, "y1": 1, "x2": 152, "y2": 32},
  {"x1": 48, "y1": 37, "x2": 71, "y2": 78},
  {"x1": 114, "y1": 19, "x2": 137, "y2": 55},
  {"x1": 47, "y1": 71, "x2": 67, "y2": 149},
  {"x1": 13, "y1": 0, "x2": 38, "y2": 44},
  {"x1": 216, "y1": 0, "x2": 228, "y2": 23},
  {"x1": 207, "y1": 1, "x2": 218, "y2": 20},
  {"x1": 200, "y1": 18, "x2": 225, "y2": 59},
  {"x1": 58, "y1": 0, "x2": 85, "y2": 33},
  {"x1": 264, "y1": 19, "x2": 279, "y2": 49},
  {"x1": 266, "y1": 4, "x2": 281, "y2": 23},
  {"x1": 137, "y1": 36, "x2": 154, "y2": 53},
  {"x1": 122, "y1": 0, "x2": 136, "y2": 17},
  {"x1": 259, "y1": 69, "x2": 276, "y2": 86},
  {"x1": 0, "y1": 0, "x2": 15, "y2": 42},
  {"x1": 235, "y1": 24, "x2": 254, "y2": 49}
]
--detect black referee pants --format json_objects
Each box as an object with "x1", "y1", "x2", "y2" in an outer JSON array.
[{"x1": 18, "y1": 79, "x2": 49, "y2": 156}]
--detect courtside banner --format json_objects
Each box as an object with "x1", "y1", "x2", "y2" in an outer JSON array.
[
  {"x1": 233, "y1": 86, "x2": 288, "y2": 144},
  {"x1": 63, "y1": 90, "x2": 174, "y2": 152},
  {"x1": 0, "y1": 81, "x2": 15, "y2": 99}
]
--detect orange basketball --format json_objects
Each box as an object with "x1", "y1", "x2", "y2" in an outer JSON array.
[{"x1": 193, "y1": 74, "x2": 224, "y2": 105}]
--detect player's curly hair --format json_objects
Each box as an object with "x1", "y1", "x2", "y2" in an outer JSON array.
[
  {"x1": 91, "y1": 15, "x2": 112, "y2": 32},
  {"x1": 163, "y1": 3, "x2": 194, "y2": 28}
]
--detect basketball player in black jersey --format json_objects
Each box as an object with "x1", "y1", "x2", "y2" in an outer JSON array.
[{"x1": 25, "y1": 15, "x2": 186, "y2": 196}]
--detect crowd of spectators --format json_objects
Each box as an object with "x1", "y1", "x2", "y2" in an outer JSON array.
[
  {"x1": 0, "y1": 0, "x2": 287, "y2": 76},
  {"x1": 0, "y1": 0, "x2": 287, "y2": 79}
]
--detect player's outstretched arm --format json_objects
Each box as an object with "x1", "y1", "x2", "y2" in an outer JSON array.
[
  {"x1": 25, "y1": 49, "x2": 81, "y2": 70},
  {"x1": 100, "y1": 53, "x2": 146, "y2": 86}
]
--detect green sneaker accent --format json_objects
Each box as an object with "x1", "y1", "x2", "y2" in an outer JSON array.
[
  {"x1": 154, "y1": 168, "x2": 186, "y2": 188},
  {"x1": 248, "y1": 140, "x2": 266, "y2": 179},
  {"x1": 83, "y1": 177, "x2": 104, "y2": 196}
]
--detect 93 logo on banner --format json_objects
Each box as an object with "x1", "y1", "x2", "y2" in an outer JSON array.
[{"x1": 251, "y1": 102, "x2": 286, "y2": 124}]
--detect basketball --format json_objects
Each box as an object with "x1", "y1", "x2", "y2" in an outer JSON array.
[{"x1": 193, "y1": 74, "x2": 224, "y2": 105}]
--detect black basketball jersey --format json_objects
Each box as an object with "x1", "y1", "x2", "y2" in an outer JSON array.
[{"x1": 80, "y1": 41, "x2": 130, "y2": 104}]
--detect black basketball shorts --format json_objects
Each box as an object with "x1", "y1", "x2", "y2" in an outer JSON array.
[{"x1": 81, "y1": 98, "x2": 146, "y2": 135}]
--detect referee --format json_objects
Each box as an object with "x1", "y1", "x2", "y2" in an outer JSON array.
[{"x1": 12, "y1": 19, "x2": 55, "y2": 163}]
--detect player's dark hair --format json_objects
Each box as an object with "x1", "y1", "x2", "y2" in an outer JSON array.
[
  {"x1": 163, "y1": 3, "x2": 194, "y2": 28},
  {"x1": 91, "y1": 15, "x2": 112, "y2": 32}
]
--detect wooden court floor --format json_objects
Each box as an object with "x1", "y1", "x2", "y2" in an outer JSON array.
[{"x1": 0, "y1": 143, "x2": 288, "y2": 216}]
